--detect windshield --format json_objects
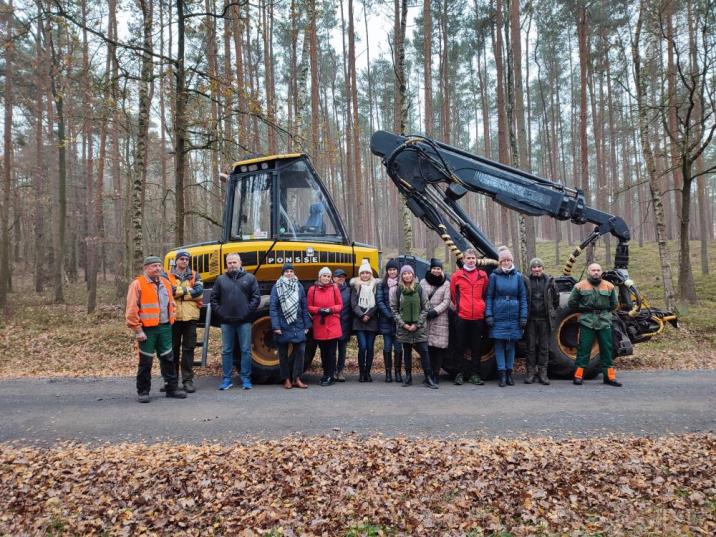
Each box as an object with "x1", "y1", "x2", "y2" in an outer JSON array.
[
  {"x1": 231, "y1": 172, "x2": 272, "y2": 240},
  {"x1": 277, "y1": 160, "x2": 342, "y2": 241}
]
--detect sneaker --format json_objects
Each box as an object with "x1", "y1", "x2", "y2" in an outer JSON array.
[
  {"x1": 166, "y1": 389, "x2": 187, "y2": 399},
  {"x1": 183, "y1": 380, "x2": 196, "y2": 393},
  {"x1": 218, "y1": 379, "x2": 233, "y2": 390},
  {"x1": 468, "y1": 374, "x2": 485, "y2": 386},
  {"x1": 320, "y1": 377, "x2": 335, "y2": 386},
  {"x1": 335, "y1": 371, "x2": 346, "y2": 382},
  {"x1": 137, "y1": 393, "x2": 150, "y2": 403},
  {"x1": 242, "y1": 380, "x2": 253, "y2": 390},
  {"x1": 454, "y1": 372, "x2": 464, "y2": 385}
]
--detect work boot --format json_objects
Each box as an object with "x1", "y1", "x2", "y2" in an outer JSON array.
[
  {"x1": 537, "y1": 367, "x2": 550, "y2": 385},
  {"x1": 603, "y1": 367, "x2": 622, "y2": 387},
  {"x1": 573, "y1": 366, "x2": 584, "y2": 385},
  {"x1": 454, "y1": 372, "x2": 464, "y2": 385},
  {"x1": 402, "y1": 354, "x2": 413, "y2": 386},
  {"x1": 498, "y1": 371, "x2": 506, "y2": 388},
  {"x1": 506, "y1": 369, "x2": 514, "y2": 386},
  {"x1": 183, "y1": 379, "x2": 196, "y2": 393},
  {"x1": 137, "y1": 393, "x2": 150, "y2": 404},
  {"x1": 166, "y1": 388, "x2": 187, "y2": 399},
  {"x1": 383, "y1": 352, "x2": 393, "y2": 383},
  {"x1": 524, "y1": 366, "x2": 537, "y2": 384},
  {"x1": 468, "y1": 374, "x2": 484, "y2": 386},
  {"x1": 394, "y1": 352, "x2": 403, "y2": 384}
]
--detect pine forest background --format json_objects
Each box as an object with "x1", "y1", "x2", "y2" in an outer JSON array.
[{"x1": 0, "y1": 0, "x2": 714, "y2": 315}]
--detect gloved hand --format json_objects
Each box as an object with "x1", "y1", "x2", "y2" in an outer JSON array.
[
  {"x1": 426, "y1": 309, "x2": 438, "y2": 320},
  {"x1": 520, "y1": 318, "x2": 527, "y2": 329},
  {"x1": 319, "y1": 307, "x2": 331, "y2": 316},
  {"x1": 135, "y1": 330, "x2": 147, "y2": 342},
  {"x1": 485, "y1": 317, "x2": 494, "y2": 327}
]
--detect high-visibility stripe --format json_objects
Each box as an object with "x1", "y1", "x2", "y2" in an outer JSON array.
[
  {"x1": 574, "y1": 367, "x2": 584, "y2": 379},
  {"x1": 136, "y1": 276, "x2": 176, "y2": 327},
  {"x1": 607, "y1": 367, "x2": 616, "y2": 381}
]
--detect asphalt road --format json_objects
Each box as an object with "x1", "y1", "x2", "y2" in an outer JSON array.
[{"x1": 0, "y1": 370, "x2": 713, "y2": 446}]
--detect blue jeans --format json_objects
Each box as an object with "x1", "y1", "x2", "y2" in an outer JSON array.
[
  {"x1": 221, "y1": 322, "x2": 252, "y2": 382},
  {"x1": 494, "y1": 339, "x2": 516, "y2": 372},
  {"x1": 356, "y1": 330, "x2": 376, "y2": 369},
  {"x1": 382, "y1": 331, "x2": 402, "y2": 355}
]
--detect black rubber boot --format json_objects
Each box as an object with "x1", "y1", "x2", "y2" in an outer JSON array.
[
  {"x1": 358, "y1": 353, "x2": 366, "y2": 383},
  {"x1": 402, "y1": 354, "x2": 413, "y2": 386},
  {"x1": 506, "y1": 369, "x2": 514, "y2": 386},
  {"x1": 394, "y1": 352, "x2": 403, "y2": 384},
  {"x1": 365, "y1": 354, "x2": 373, "y2": 382},
  {"x1": 498, "y1": 371, "x2": 506, "y2": 387},
  {"x1": 383, "y1": 352, "x2": 393, "y2": 383}
]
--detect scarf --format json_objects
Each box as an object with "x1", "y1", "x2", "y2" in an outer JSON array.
[
  {"x1": 356, "y1": 278, "x2": 377, "y2": 311},
  {"x1": 424, "y1": 271, "x2": 445, "y2": 287},
  {"x1": 400, "y1": 285, "x2": 421, "y2": 324},
  {"x1": 386, "y1": 276, "x2": 398, "y2": 289},
  {"x1": 275, "y1": 275, "x2": 300, "y2": 324},
  {"x1": 463, "y1": 264, "x2": 476, "y2": 272}
]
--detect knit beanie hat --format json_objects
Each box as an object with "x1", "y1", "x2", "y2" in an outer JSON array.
[
  {"x1": 429, "y1": 257, "x2": 443, "y2": 269},
  {"x1": 143, "y1": 255, "x2": 162, "y2": 266},
  {"x1": 175, "y1": 249, "x2": 191, "y2": 260},
  {"x1": 282, "y1": 262, "x2": 295, "y2": 273},
  {"x1": 359, "y1": 259, "x2": 373, "y2": 274},
  {"x1": 385, "y1": 258, "x2": 400, "y2": 271},
  {"x1": 529, "y1": 257, "x2": 544, "y2": 269},
  {"x1": 399, "y1": 264, "x2": 415, "y2": 277},
  {"x1": 318, "y1": 266, "x2": 332, "y2": 277},
  {"x1": 497, "y1": 247, "x2": 513, "y2": 262}
]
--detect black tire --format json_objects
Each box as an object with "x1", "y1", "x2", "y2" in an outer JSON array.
[
  {"x1": 245, "y1": 309, "x2": 282, "y2": 384},
  {"x1": 549, "y1": 304, "x2": 601, "y2": 379}
]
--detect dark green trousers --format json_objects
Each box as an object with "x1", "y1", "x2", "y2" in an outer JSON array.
[
  {"x1": 575, "y1": 325, "x2": 613, "y2": 369},
  {"x1": 137, "y1": 323, "x2": 177, "y2": 394}
]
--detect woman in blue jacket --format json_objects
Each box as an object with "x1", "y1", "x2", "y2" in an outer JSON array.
[
  {"x1": 485, "y1": 248, "x2": 527, "y2": 387},
  {"x1": 270, "y1": 262, "x2": 312, "y2": 389}
]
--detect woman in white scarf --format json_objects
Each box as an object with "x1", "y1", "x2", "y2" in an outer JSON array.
[
  {"x1": 270, "y1": 263, "x2": 311, "y2": 389},
  {"x1": 350, "y1": 260, "x2": 379, "y2": 382}
]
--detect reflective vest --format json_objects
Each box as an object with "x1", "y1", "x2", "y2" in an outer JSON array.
[{"x1": 137, "y1": 275, "x2": 176, "y2": 327}]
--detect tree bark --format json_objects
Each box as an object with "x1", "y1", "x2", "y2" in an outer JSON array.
[{"x1": 0, "y1": 0, "x2": 15, "y2": 307}]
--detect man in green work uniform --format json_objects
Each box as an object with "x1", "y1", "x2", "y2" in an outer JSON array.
[
  {"x1": 126, "y1": 256, "x2": 187, "y2": 403},
  {"x1": 567, "y1": 263, "x2": 622, "y2": 387}
]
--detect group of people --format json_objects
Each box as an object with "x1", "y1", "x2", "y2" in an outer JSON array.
[{"x1": 126, "y1": 247, "x2": 623, "y2": 403}]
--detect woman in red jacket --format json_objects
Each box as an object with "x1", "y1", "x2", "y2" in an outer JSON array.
[{"x1": 307, "y1": 267, "x2": 343, "y2": 386}]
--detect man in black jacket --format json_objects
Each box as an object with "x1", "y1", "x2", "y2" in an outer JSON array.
[
  {"x1": 210, "y1": 253, "x2": 260, "y2": 390},
  {"x1": 523, "y1": 257, "x2": 559, "y2": 385}
]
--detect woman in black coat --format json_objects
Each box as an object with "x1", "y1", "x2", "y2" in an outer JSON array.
[{"x1": 270, "y1": 263, "x2": 312, "y2": 389}]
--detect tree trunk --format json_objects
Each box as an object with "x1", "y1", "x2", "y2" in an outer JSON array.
[
  {"x1": 0, "y1": 0, "x2": 14, "y2": 307},
  {"x1": 632, "y1": 3, "x2": 676, "y2": 311},
  {"x1": 577, "y1": 2, "x2": 592, "y2": 264},
  {"x1": 308, "y1": 0, "x2": 320, "y2": 169},
  {"x1": 132, "y1": 0, "x2": 154, "y2": 275},
  {"x1": 174, "y1": 0, "x2": 187, "y2": 246}
]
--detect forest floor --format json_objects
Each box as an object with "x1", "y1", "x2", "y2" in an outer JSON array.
[
  {"x1": 0, "y1": 241, "x2": 714, "y2": 536},
  {"x1": 0, "y1": 240, "x2": 713, "y2": 379}
]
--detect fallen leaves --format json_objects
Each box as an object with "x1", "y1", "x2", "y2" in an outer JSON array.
[{"x1": 1, "y1": 434, "x2": 714, "y2": 535}]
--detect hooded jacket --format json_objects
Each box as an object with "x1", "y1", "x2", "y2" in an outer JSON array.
[
  {"x1": 307, "y1": 282, "x2": 343, "y2": 340},
  {"x1": 485, "y1": 266, "x2": 528, "y2": 340},
  {"x1": 450, "y1": 268, "x2": 489, "y2": 320}
]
